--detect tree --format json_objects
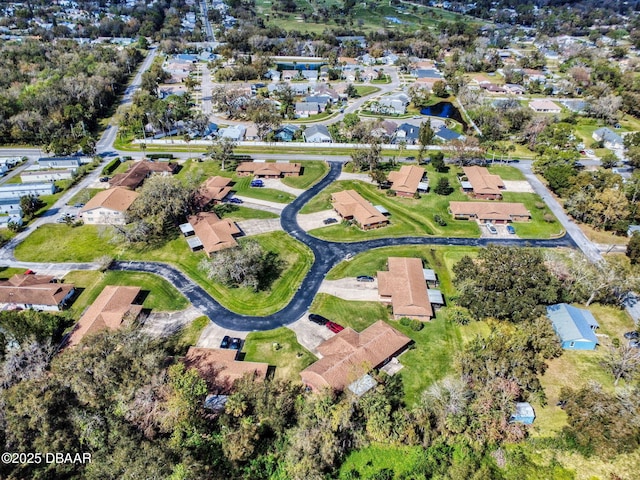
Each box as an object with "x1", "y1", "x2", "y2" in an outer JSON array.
[
  {"x1": 453, "y1": 245, "x2": 561, "y2": 322},
  {"x1": 432, "y1": 80, "x2": 448, "y2": 98},
  {"x1": 418, "y1": 120, "x2": 435, "y2": 160},
  {"x1": 627, "y1": 232, "x2": 640, "y2": 265},
  {"x1": 207, "y1": 136, "x2": 236, "y2": 170},
  {"x1": 430, "y1": 151, "x2": 447, "y2": 172},
  {"x1": 19, "y1": 194, "x2": 44, "y2": 219},
  {"x1": 434, "y1": 177, "x2": 453, "y2": 195},
  {"x1": 247, "y1": 98, "x2": 281, "y2": 140},
  {"x1": 369, "y1": 169, "x2": 388, "y2": 186},
  {"x1": 345, "y1": 83, "x2": 358, "y2": 98},
  {"x1": 201, "y1": 239, "x2": 286, "y2": 291},
  {"x1": 601, "y1": 345, "x2": 640, "y2": 386},
  {"x1": 350, "y1": 141, "x2": 381, "y2": 173},
  {"x1": 600, "y1": 152, "x2": 618, "y2": 169}
]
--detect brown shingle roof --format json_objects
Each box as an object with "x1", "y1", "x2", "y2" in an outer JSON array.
[
  {"x1": 301, "y1": 321, "x2": 411, "y2": 392},
  {"x1": 80, "y1": 187, "x2": 139, "y2": 214},
  {"x1": 66, "y1": 286, "x2": 142, "y2": 347},
  {"x1": 235, "y1": 161, "x2": 301, "y2": 177},
  {"x1": 109, "y1": 161, "x2": 177, "y2": 189},
  {"x1": 462, "y1": 166, "x2": 504, "y2": 197},
  {"x1": 197, "y1": 176, "x2": 233, "y2": 206},
  {"x1": 377, "y1": 257, "x2": 433, "y2": 320},
  {"x1": 183, "y1": 347, "x2": 268, "y2": 393},
  {"x1": 331, "y1": 190, "x2": 388, "y2": 227},
  {"x1": 387, "y1": 165, "x2": 425, "y2": 196},
  {"x1": 449, "y1": 201, "x2": 531, "y2": 221},
  {"x1": 0, "y1": 275, "x2": 73, "y2": 308},
  {"x1": 188, "y1": 212, "x2": 240, "y2": 255}
]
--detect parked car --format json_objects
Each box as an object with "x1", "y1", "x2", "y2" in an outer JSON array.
[
  {"x1": 326, "y1": 321, "x2": 345, "y2": 333},
  {"x1": 506, "y1": 225, "x2": 516, "y2": 235},
  {"x1": 220, "y1": 335, "x2": 230, "y2": 348},
  {"x1": 309, "y1": 313, "x2": 329, "y2": 325},
  {"x1": 99, "y1": 176, "x2": 109, "y2": 182},
  {"x1": 250, "y1": 179, "x2": 264, "y2": 187},
  {"x1": 485, "y1": 222, "x2": 497, "y2": 234},
  {"x1": 624, "y1": 331, "x2": 640, "y2": 339},
  {"x1": 356, "y1": 275, "x2": 375, "y2": 282},
  {"x1": 229, "y1": 197, "x2": 243, "y2": 204},
  {"x1": 230, "y1": 337, "x2": 242, "y2": 350},
  {"x1": 73, "y1": 203, "x2": 85, "y2": 208},
  {"x1": 630, "y1": 339, "x2": 640, "y2": 348},
  {"x1": 323, "y1": 218, "x2": 338, "y2": 225},
  {"x1": 23, "y1": 269, "x2": 35, "y2": 275}
]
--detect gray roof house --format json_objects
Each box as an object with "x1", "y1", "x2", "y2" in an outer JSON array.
[
  {"x1": 295, "y1": 102, "x2": 321, "y2": 118},
  {"x1": 219, "y1": 125, "x2": 246, "y2": 141},
  {"x1": 371, "y1": 92, "x2": 410, "y2": 115},
  {"x1": 303, "y1": 125, "x2": 332, "y2": 143},
  {"x1": 592, "y1": 127, "x2": 623, "y2": 150},
  {"x1": 546, "y1": 303, "x2": 599, "y2": 350},
  {"x1": 435, "y1": 127, "x2": 466, "y2": 143}
]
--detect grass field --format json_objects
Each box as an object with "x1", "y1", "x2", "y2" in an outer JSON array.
[
  {"x1": 242, "y1": 327, "x2": 316, "y2": 381},
  {"x1": 487, "y1": 164, "x2": 526, "y2": 180},
  {"x1": 310, "y1": 293, "x2": 389, "y2": 332},
  {"x1": 354, "y1": 86, "x2": 381, "y2": 97},
  {"x1": 164, "y1": 316, "x2": 210, "y2": 356},
  {"x1": 501, "y1": 192, "x2": 564, "y2": 238},
  {"x1": 16, "y1": 227, "x2": 314, "y2": 316},
  {"x1": 339, "y1": 444, "x2": 425, "y2": 479},
  {"x1": 63, "y1": 270, "x2": 189, "y2": 316},
  {"x1": 217, "y1": 205, "x2": 279, "y2": 221},
  {"x1": 280, "y1": 160, "x2": 329, "y2": 189}
]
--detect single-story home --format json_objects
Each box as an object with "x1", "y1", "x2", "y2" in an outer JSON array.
[
  {"x1": 529, "y1": 99, "x2": 561, "y2": 113},
  {"x1": 181, "y1": 212, "x2": 241, "y2": 256},
  {"x1": 592, "y1": 127, "x2": 623, "y2": 150},
  {"x1": 21, "y1": 169, "x2": 75, "y2": 183},
  {"x1": 303, "y1": 124, "x2": 332, "y2": 143},
  {"x1": 235, "y1": 161, "x2": 301, "y2": 178},
  {"x1": 64, "y1": 286, "x2": 143, "y2": 348},
  {"x1": 461, "y1": 166, "x2": 505, "y2": 200},
  {"x1": 0, "y1": 274, "x2": 75, "y2": 311},
  {"x1": 300, "y1": 321, "x2": 411, "y2": 392},
  {"x1": 449, "y1": 202, "x2": 531, "y2": 223},
  {"x1": 109, "y1": 161, "x2": 177, "y2": 190},
  {"x1": 196, "y1": 176, "x2": 233, "y2": 207},
  {"x1": 37, "y1": 156, "x2": 81, "y2": 170},
  {"x1": 378, "y1": 257, "x2": 436, "y2": 321},
  {"x1": 80, "y1": 187, "x2": 139, "y2": 225},
  {"x1": 387, "y1": 165, "x2": 426, "y2": 197},
  {"x1": 394, "y1": 123, "x2": 420, "y2": 145},
  {"x1": 546, "y1": 303, "x2": 599, "y2": 350},
  {"x1": 371, "y1": 92, "x2": 410, "y2": 115},
  {"x1": 294, "y1": 102, "x2": 321, "y2": 118},
  {"x1": 332, "y1": 190, "x2": 389, "y2": 230},
  {"x1": 434, "y1": 127, "x2": 466, "y2": 143},
  {"x1": 0, "y1": 182, "x2": 55, "y2": 199},
  {"x1": 218, "y1": 125, "x2": 246, "y2": 141},
  {"x1": 183, "y1": 347, "x2": 269, "y2": 393},
  {"x1": 275, "y1": 124, "x2": 300, "y2": 142}
]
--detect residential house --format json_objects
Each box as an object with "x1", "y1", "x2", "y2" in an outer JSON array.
[
  {"x1": 65, "y1": 286, "x2": 143, "y2": 348},
  {"x1": 181, "y1": 212, "x2": 241, "y2": 256},
  {"x1": 394, "y1": 123, "x2": 420, "y2": 145},
  {"x1": 378, "y1": 257, "x2": 436, "y2": 321},
  {"x1": 510, "y1": 402, "x2": 536, "y2": 424},
  {"x1": 331, "y1": 190, "x2": 389, "y2": 230},
  {"x1": 546, "y1": 303, "x2": 599, "y2": 350},
  {"x1": 0, "y1": 274, "x2": 74, "y2": 311},
  {"x1": 109, "y1": 161, "x2": 177, "y2": 190},
  {"x1": 245, "y1": 125, "x2": 260, "y2": 141},
  {"x1": 196, "y1": 176, "x2": 233, "y2": 208},
  {"x1": 461, "y1": 166, "x2": 505, "y2": 200},
  {"x1": 504, "y1": 83, "x2": 526, "y2": 95},
  {"x1": 0, "y1": 214, "x2": 22, "y2": 229},
  {"x1": 387, "y1": 165, "x2": 426, "y2": 197},
  {"x1": 275, "y1": 124, "x2": 300, "y2": 142},
  {"x1": 529, "y1": 99, "x2": 561, "y2": 113},
  {"x1": 304, "y1": 96, "x2": 331, "y2": 111},
  {"x1": 218, "y1": 125, "x2": 246, "y2": 141},
  {"x1": 21, "y1": 169, "x2": 75, "y2": 183},
  {"x1": 434, "y1": 126, "x2": 465, "y2": 143},
  {"x1": 592, "y1": 127, "x2": 623, "y2": 150},
  {"x1": 303, "y1": 124, "x2": 332, "y2": 143},
  {"x1": 371, "y1": 120, "x2": 398, "y2": 141},
  {"x1": 80, "y1": 187, "x2": 139, "y2": 225},
  {"x1": 183, "y1": 347, "x2": 268, "y2": 393},
  {"x1": 235, "y1": 161, "x2": 301, "y2": 178},
  {"x1": 372, "y1": 92, "x2": 410, "y2": 115},
  {"x1": 0, "y1": 183, "x2": 56, "y2": 199},
  {"x1": 300, "y1": 70, "x2": 318, "y2": 82},
  {"x1": 449, "y1": 202, "x2": 531, "y2": 223},
  {"x1": 523, "y1": 68, "x2": 546, "y2": 83},
  {"x1": 411, "y1": 68, "x2": 443, "y2": 80},
  {"x1": 300, "y1": 321, "x2": 411, "y2": 392},
  {"x1": 0, "y1": 198, "x2": 22, "y2": 215},
  {"x1": 480, "y1": 82, "x2": 507, "y2": 94},
  {"x1": 295, "y1": 102, "x2": 321, "y2": 118},
  {"x1": 37, "y1": 156, "x2": 81, "y2": 170}
]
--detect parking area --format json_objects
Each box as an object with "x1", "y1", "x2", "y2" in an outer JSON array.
[
  {"x1": 196, "y1": 320, "x2": 249, "y2": 349},
  {"x1": 236, "y1": 218, "x2": 283, "y2": 236},
  {"x1": 503, "y1": 180, "x2": 534, "y2": 193},
  {"x1": 297, "y1": 209, "x2": 339, "y2": 231},
  {"x1": 287, "y1": 313, "x2": 335, "y2": 357},
  {"x1": 479, "y1": 221, "x2": 518, "y2": 238},
  {"x1": 317, "y1": 277, "x2": 380, "y2": 301}
]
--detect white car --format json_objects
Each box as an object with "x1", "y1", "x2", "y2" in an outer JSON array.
[{"x1": 485, "y1": 222, "x2": 497, "y2": 234}]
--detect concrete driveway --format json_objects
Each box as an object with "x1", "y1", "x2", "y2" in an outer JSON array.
[
  {"x1": 142, "y1": 305, "x2": 203, "y2": 338},
  {"x1": 287, "y1": 314, "x2": 334, "y2": 357},
  {"x1": 234, "y1": 196, "x2": 286, "y2": 213},
  {"x1": 261, "y1": 178, "x2": 305, "y2": 196},
  {"x1": 196, "y1": 321, "x2": 250, "y2": 349},
  {"x1": 318, "y1": 278, "x2": 380, "y2": 301},
  {"x1": 503, "y1": 180, "x2": 534, "y2": 193},
  {"x1": 338, "y1": 172, "x2": 375, "y2": 184},
  {"x1": 236, "y1": 218, "x2": 283, "y2": 236},
  {"x1": 296, "y1": 209, "x2": 338, "y2": 231}
]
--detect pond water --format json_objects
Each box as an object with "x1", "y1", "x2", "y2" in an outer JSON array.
[{"x1": 420, "y1": 102, "x2": 467, "y2": 128}]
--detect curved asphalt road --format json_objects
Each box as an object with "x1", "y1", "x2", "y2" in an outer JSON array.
[{"x1": 111, "y1": 161, "x2": 577, "y2": 331}]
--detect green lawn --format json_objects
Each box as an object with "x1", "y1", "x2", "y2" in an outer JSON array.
[
  {"x1": 354, "y1": 86, "x2": 381, "y2": 97},
  {"x1": 281, "y1": 161, "x2": 329, "y2": 189},
  {"x1": 67, "y1": 188, "x2": 102, "y2": 206},
  {"x1": 16, "y1": 227, "x2": 313, "y2": 316},
  {"x1": 218, "y1": 205, "x2": 279, "y2": 221},
  {"x1": 0, "y1": 267, "x2": 30, "y2": 279},
  {"x1": 302, "y1": 165, "x2": 483, "y2": 240},
  {"x1": 242, "y1": 327, "x2": 316, "y2": 382},
  {"x1": 63, "y1": 270, "x2": 189, "y2": 316},
  {"x1": 165, "y1": 316, "x2": 210, "y2": 356},
  {"x1": 487, "y1": 165, "x2": 526, "y2": 180},
  {"x1": 502, "y1": 192, "x2": 563, "y2": 239},
  {"x1": 339, "y1": 444, "x2": 425, "y2": 479},
  {"x1": 310, "y1": 293, "x2": 389, "y2": 332}
]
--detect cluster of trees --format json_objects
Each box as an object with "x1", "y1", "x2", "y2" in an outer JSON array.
[
  {"x1": 0, "y1": 40, "x2": 143, "y2": 153},
  {"x1": 200, "y1": 239, "x2": 286, "y2": 291}
]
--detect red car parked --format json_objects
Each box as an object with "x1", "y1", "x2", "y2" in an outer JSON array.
[{"x1": 326, "y1": 321, "x2": 344, "y2": 333}]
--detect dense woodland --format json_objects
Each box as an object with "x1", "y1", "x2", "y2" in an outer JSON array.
[
  {"x1": 1, "y1": 246, "x2": 639, "y2": 479},
  {"x1": 0, "y1": 40, "x2": 143, "y2": 154}
]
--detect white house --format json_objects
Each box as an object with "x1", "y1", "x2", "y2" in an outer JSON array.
[
  {"x1": 592, "y1": 127, "x2": 624, "y2": 150},
  {"x1": 303, "y1": 125, "x2": 332, "y2": 143},
  {"x1": 37, "y1": 156, "x2": 82, "y2": 170},
  {"x1": 21, "y1": 169, "x2": 75, "y2": 183},
  {"x1": 529, "y1": 99, "x2": 561, "y2": 113},
  {"x1": 218, "y1": 125, "x2": 246, "y2": 141},
  {"x1": 0, "y1": 183, "x2": 56, "y2": 199},
  {"x1": 371, "y1": 92, "x2": 410, "y2": 115}
]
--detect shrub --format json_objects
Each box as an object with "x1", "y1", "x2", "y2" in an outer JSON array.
[
  {"x1": 434, "y1": 214, "x2": 447, "y2": 226},
  {"x1": 543, "y1": 213, "x2": 555, "y2": 223},
  {"x1": 101, "y1": 157, "x2": 121, "y2": 175},
  {"x1": 535, "y1": 202, "x2": 546, "y2": 209},
  {"x1": 399, "y1": 317, "x2": 424, "y2": 331},
  {"x1": 386, "y1": 189, "x2": 397, "y2": 197}
]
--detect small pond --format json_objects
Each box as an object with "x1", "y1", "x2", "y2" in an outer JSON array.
[{"x1": 420, "y1": 102, "x2": 467, "y2": 128}]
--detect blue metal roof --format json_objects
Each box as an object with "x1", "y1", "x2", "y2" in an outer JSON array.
[{"x1": 546, "y1": 303, "x2": 599, "y2": 344}]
